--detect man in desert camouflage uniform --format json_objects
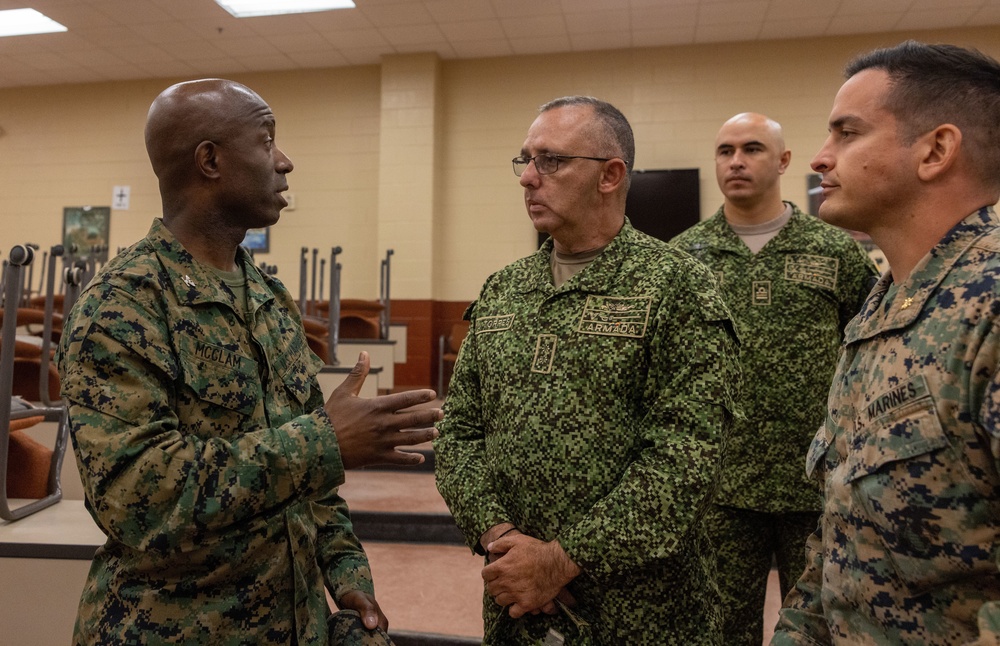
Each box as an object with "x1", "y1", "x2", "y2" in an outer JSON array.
[
  {"x1": 771, "y1": 41, "x2": 1000, "y2": 644},
  {"x1": 57, "y1": 79, "x2": 442, "y2": 645},
  {"x1": 434, "y1": 96, "x2": 741, "y2": 644},
  {"x1": 671, "y1": 113, "x2": 877, "y2": 644}
]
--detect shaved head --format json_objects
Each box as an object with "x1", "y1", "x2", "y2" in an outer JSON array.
[
  {"x1": 145, "y1": 79, "x2": 266, "y2": 188},
  {"x1": 716, "y1": 112, "x2": 786, "y2": 153}
]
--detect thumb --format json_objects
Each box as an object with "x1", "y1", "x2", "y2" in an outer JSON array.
[
  {"x1": 363, "y1": 608, "x2": 378, "y2": 629},
  {"x1": 335, "y1": 352, "x2": 370, "y2": 397}
]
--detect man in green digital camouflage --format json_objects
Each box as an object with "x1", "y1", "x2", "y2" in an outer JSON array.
[
  {"x1": 56, "y1": 79, "x2": 443, "y2": 645},
  {"x1": 671, "y1": 113, "x2": 877, "y2": 644},
  {"x1": 434, "y1": 96, "x2": 741, "y2": 644},
  {"x1": 771, "y1": 41, "x2": 1000, "y2": 644}
]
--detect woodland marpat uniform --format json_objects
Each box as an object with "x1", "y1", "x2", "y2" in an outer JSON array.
[
  {"x1": 672, "y1": 202, "x2": 878, "y2": 512},
  {"x1": 57, "y1": 219, "x2": 376, "y2": 645},
  {"x1": 773, "y1": 207, "x2": 1000, "y2": 644},
  {"x1": 434, "y1": 222, "x2": 741, "y2": 645}
]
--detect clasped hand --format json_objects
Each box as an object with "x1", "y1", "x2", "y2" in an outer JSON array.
[{"x1": 482, "y1": 532, "x2": 582, "y2": 618}]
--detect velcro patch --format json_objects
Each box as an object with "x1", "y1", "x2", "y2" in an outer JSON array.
[
  {"x1": 578, "y1": 295, "x2": 650, "y2": 338},
  {"x1": 785, "y1": 254, "x2": 839, "y2": 290},
  {"x1": 476, "y1": 314, "x2": 514, "y2": 334}
]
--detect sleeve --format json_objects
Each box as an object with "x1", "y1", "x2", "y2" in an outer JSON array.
[
  {"x1": 770, "y1": 521, "x2": 830, "y2": 645},
  {"x1": 314, "y1": 495, "x2": 375, "y2": 602},
  {"x1": 970, "y1": 320, "x2": 1000, "y2": 643},
  {"x1": 556, "y1": 265, "x2": 743, "y2": 581},
  {"x1": 56, "y1": 282, "x2": 347, "y2": 554},
  {"x1": 837, "y1": 240, "x2": 880, "y2": 330},
  {"x1": 433, "y1": 299, "x2": 512, "y2": 554},
  {"x1": 771, "y1": 422, "x2": 834, "y2": 644}
]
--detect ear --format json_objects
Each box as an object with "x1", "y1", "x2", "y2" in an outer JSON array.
[
  {"x1": 195, "y1": 140, "x2": 222, "y2": 179},
  {"x1": 778, "y1": 149, "x2": 791, "y2": 174},
  {"x1": 598, "y1": 158, "x2": 628, "y2": 195},
  {"x1": 915, "y1": 124, "x2": 961, "y2": 182}
]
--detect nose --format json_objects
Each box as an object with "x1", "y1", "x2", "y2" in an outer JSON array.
[
  {"x1": 276, "y1": 145, "x2": 294, "y2": 174},
  {"x1": 729, "y1": 151, "x2": 745, "y2": 169},
  {"x1": 810, "y1": 140, "x2": 832, "y2": 173},
  {"x1": 519, "y1": 159, "x2": 540, "y2": 188}
]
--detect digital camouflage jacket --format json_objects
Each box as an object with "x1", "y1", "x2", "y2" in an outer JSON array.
[
  {"x1": 773, "y1": 207, "x2": 1000, "y2": 644},
  {"x1": 434, "y1": 221, "x2": 742, "y2": 645},
  {"x1": 57, "y1": 219, "x2": 372, "y2": 645},
  {"x1": 672, "y1": 203, "x2": 878, "y2": 512}
]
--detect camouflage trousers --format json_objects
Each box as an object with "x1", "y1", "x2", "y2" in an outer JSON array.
[
  {"x1": 706, "y1": 505, "x2": 819, "y2": 646},
  {"x1": 328, "y1": 610, "x2": 393, "y2": 645}
]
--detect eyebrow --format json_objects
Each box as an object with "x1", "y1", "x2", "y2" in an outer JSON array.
[
  {"x1": 829, "y1": 115, "x2": 863, "y2": 130},
  {"x1": 716, "y1": 140, "x2": 766, "y2": 151}
]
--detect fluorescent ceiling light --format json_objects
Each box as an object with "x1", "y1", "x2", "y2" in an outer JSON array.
[
  {"x1": 0, "y1": 8, "x2": 67, "y2": 37},
  {"x1": 214, "y1": 0, "x2": 355, "y2": 18}
]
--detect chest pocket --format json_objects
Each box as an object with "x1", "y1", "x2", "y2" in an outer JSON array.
[
  {"x1": 844, "y1": 395, "x2": 997, "y2": 592},
  {"x1": 177, "y1": 338, "x2": 260, "y2": 421}
]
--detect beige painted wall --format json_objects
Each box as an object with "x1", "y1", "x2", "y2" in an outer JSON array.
[{"x1": 1, "y1": 26, "x2": 998, "y2": 303}]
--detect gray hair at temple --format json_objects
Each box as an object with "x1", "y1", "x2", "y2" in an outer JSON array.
[
  {"x1": 845, "y1": 40, "x2": 1000, "y2": 192},
  {"x1": 540, "y1": 96, "x2": 635, "y2": 192}
]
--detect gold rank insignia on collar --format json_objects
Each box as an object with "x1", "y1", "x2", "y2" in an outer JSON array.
[
  {"x1": 900, "y1": 296, "x2": 913, "y2": 310},
  {"x1": 182, "y1": 275, "x2": 196, "y2": 288}
]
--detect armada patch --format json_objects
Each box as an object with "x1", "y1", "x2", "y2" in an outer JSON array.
[
  {"x1": 752, "y1": 281, "x2": 771, "y2": 306},
  {"x1": 476, "y1": 313, "x2": 514, "y2": 334},
  {"x1": 578, "y1": 295, "x2": 650, "y2": 338},
  {"x1": 785, "y1": 254, "x2": 839, "y2": 290},
  {"x1": 531, "y1": 334, "x2": 558, "y2": 373}
]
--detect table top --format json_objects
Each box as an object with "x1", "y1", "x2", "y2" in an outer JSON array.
[{"x1": 0, "y1": 499, "x2": 104, "y2": 560}]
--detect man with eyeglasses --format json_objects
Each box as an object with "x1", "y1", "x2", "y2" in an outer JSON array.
[
  {"x1": 671, "y1": 113, "x2": 877, "y2": 645},
  {"x1": 434, "y1": 95, "x2": 741, "y2": 644}
]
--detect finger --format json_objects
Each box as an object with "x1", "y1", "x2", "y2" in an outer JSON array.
[
  {"x1": 390, "y1": 409, "x2": 445, "y2": 431},
  {"x1": 376, "y1": 448, "x2": 426, "y2": 467},
  {"x1": 333, "y1": 352, "x2": 370, "y2": 397},
  {"x1": 509, "y1": 603, "x2": 527, "y2": 619},
  {"x1": 540, "y1": 601, "x2": 558, "y2": 615},
  {"x1": 388, "y1": 427, "x2": 440, "y2": 448},
  {"x1": 371, "y1": 388, "x2": 438, "y2": 413},
  {"x1": 363, "y1": 610, "x2": 378, "y2": 630}
]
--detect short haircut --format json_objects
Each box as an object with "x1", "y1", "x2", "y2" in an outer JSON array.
[
  {"x1": 540, "y1": 96, "x2": 635, "y2": 190},
  {"x1": 845, "y1": 40, "x2": 1000, "y2": 191}
]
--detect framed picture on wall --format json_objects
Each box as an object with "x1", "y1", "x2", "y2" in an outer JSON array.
[
  {"x1": 63, "y1": 206, "x2": 111, "y2": 263},
  {"x1": 242, "y1": 227, "x2": 269, "y2": 253}
]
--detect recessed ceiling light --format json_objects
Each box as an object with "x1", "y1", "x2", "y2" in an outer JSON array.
[
  {"x1": 0, "y1": 8, "x2": 67, "y2": 38},
  {"x1": 214, "y1": 0, "x2": 355, "y2": 18}
]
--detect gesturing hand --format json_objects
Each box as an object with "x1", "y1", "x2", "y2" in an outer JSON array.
[{"x1": 324, "y1": 352, "x2": 443, "y2": 469}]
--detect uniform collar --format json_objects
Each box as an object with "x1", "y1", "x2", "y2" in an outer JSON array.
[
  {"x1": 846, "y1": 206, "x2": 999, "y2": 343},
  {"x1": 146, "y1": 218, "x2": 273, "y2": 315},
  {"x1": 686, "y1": 201, "x2": 807, "y2": 256},
  {"x1": 517, "y1": 218, "x2": 641, "y2": 295}
]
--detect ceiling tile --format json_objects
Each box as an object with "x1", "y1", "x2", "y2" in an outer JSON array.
[
  {"x1": 506, "y1": 34, "x2": 572, "y2": 55},
  {"x1": 438, "y1": 19, "x2": 507, "y2": 42},
  {"x1": 565, "y1": 10, "x2": 630, "y2": 34},
  {"x1": 570, "y1": 30, "x2": 633, "y2": 51},
  {"x1": 632, "y1": 26, "x2": 696, "y2": 48},
  {"x1": 895, "y1": 8, "x2": 980, "y2": 30},
  {"x1": 758, "y1": 17, "x2": 831, "y2": 40},
  {"x1": 360, "y1": 3, "x2": 435, "y2": 27},
  {"x1": 500, "y1": 15, "x2": 568, "y2": 39},
  {"x1": 379, "y1": 23, "x2": 448, "y2": 46},
  {"x1": 698, "y1": 1, "x2": 768, "y2": 25},
  {"x1": 825, "y1": 12, "x2": 903, "y2": 34},
  {"x1": 424, "y1": 0, "x2": 497, "y2": 22},
  {"x1": 323, "y1": 29, "x2": 390, "y2": 49},
  {"x1": 450, "y1": 38, "x2": 513, "y2": 58},
  {"x1": 695, "y1": 22, "x2": 761, "y2": 43}
]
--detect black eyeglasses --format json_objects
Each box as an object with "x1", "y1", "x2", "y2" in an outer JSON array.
[{"x1": 512, "y1": 153, "x2": 616, "y2": 177}]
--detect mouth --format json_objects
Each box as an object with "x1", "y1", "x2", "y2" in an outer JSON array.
[
  {"x1": 819, "y1": 182, "x2": 839, "y2": 195},
  {"x1": 726, "y1": 175, "x2": 751, "y2": 184},
  {"x1": 277, "y1": 186, "x2": 289, "y2": 207}
]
